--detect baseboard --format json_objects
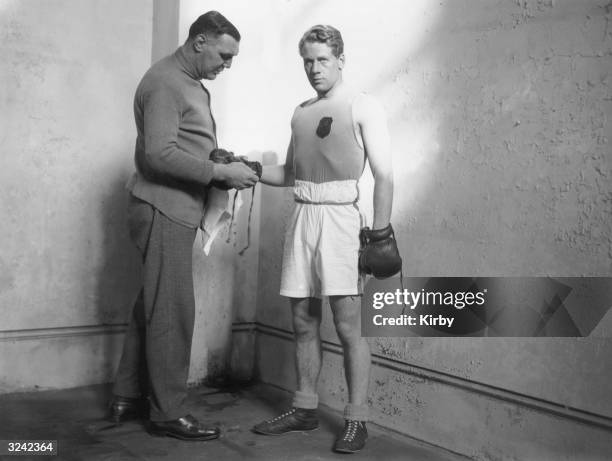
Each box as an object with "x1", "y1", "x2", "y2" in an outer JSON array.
[
  {"x1": 233, "y1": 321, "x2": 612, "y2": 460},
  {"x1": 0, "y1": 324, "x2": 127, "y2": 394},
  {"x1": 0, "y1": 324, "x2": 128, "y2": 342}
]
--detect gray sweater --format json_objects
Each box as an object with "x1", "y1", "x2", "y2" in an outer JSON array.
[{"x1": 128, "y1": 47, "x2": 218, "y2": 228}]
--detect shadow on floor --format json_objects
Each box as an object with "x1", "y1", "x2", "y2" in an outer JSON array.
[{"x1": 0, "y1": 383, "x2": 468, "y2": 461}]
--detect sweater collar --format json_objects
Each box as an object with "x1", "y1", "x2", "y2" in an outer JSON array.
[{"x1": 174, "y1": 46, "x2": 200, "y2": 80}]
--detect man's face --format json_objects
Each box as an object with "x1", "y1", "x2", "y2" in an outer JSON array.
[
  {"x1": 301, "y1": 42, "x2": 344, "y2": 95},
  {"x1": 197, "y1": 33, "x2": 239, "y2": 80}
]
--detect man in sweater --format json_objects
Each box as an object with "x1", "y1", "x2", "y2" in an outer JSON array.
[
  {"x1": 107, "y1": 11, "x2": 259, "y2": 441},
  {"x1": 254, "y1": 25, "x2": 393, "y2": 453}
]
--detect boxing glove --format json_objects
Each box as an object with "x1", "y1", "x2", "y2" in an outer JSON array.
[
  {"x1": 209, "y1": 148, "x2": 262, "y2": 189},
  {"x1": 209, "y1": 147, "x2": 236, "y2": 165},
  {"x1": 359, "y1": 223, "x2": 402, "y2": 279}
]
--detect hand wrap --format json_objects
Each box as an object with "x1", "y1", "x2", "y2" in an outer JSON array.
[
  {"x1": 209, "y1": 148, "x2": 262, "y2": 190},
  {"x1": 359, "y1": 223, "x2": 402, "y2": 279}
]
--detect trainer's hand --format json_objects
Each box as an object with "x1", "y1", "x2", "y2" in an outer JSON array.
[{"x1": 213, "y1": 162, "x2": 259, "y2": 190}]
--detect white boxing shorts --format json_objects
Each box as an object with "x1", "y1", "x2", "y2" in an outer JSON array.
[{"x1": 280, "y1": 180, "x2": 365, "y2": 298}]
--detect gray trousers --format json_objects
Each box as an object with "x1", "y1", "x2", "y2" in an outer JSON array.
[{"x1": 113, "y1": 196, "x2": 197, "y2": 421}]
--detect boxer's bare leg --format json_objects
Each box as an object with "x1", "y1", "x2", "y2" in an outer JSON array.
[{"x1": 291, "y1": 297, "x2": 323, "y2": 395}]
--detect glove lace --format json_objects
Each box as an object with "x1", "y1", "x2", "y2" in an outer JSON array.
[
  {"x1": 225, "y1": 185, "x2": 257, "y2": 255},
  {"x1": 239, "y1": 185, "x2": 256, "y2": 255}
]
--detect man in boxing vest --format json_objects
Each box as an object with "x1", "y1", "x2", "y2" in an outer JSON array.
[{"x1": 254, "y1": 25, "x2": 394, "y2": 453}]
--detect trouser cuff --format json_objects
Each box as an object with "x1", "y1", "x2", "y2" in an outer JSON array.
[
  {"x1": 344, "y1": 403, "x2": 369, "y2": 421},
  {"x1": 292, "y1": 391, "x2": 318, "y2": 409}
]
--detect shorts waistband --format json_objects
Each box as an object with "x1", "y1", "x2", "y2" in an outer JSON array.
[{"x1": 293, "y1": 180, "x2": 359, "y2": 205}]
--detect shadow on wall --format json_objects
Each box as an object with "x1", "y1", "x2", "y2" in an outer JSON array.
[
  {"x1": 380, "y1": 0, "x2": 612, "y2": 277},
  {"x1": 250, "y1": 0, "x2": 612, "y2": 419},
  {"x1": 94, "y1": 170, "x2": 141, "y2": 377},
  {"x1": 362, "y1": 0, "x2": 612, "y2": 419}
]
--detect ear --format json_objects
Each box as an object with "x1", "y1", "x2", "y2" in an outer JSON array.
[
  {"x1": 338, "y1": 53, "x2": 345, "y2": 70},
  {"x1": 192, "y1": 34, "x2": 207, "y2": 52}
]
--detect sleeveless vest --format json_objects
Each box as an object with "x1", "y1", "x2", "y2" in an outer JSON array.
[{"x1": 291, "y1": 88, "x2": 365, "y2": 184}]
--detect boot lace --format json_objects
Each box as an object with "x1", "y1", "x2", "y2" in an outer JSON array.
[
  {"x1": 342, "y1": 420, "x2": 360, "y2": 441},
  {"x1": 267, "y1": 408, "x2": 296, "y2": 423}
]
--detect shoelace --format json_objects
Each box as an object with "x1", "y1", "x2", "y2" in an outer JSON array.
[
  {"x1": 267, "y1": 409, "x2": 295, "y2": 423},
  {"x1": 343, "y1": 421, "x2": 360, "y2": 441}
]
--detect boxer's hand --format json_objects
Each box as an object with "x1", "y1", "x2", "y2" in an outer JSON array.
[{"x1": 213, "y1": 162, "x2": 259, "y2": 190}]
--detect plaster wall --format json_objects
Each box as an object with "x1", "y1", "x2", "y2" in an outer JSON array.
[
  {"x1": 2, "y1": 0, "x2": 611, "y2": 456},
  {"x1": 0, "y1": 0, "x2": 263, "y2": 392},
  {"x1": 227, "y1": 0, "x2": 612, "y2": 458},
  {"x1": 0, "y1": 0, "x2": 152, "y2": 392},
  {"x1": 363, "y1": 0, "x2": 612, "y2": 416}
]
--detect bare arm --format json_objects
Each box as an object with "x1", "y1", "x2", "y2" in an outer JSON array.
[
  {"x1": 260, "y1": 141, "x2": 295, "y2": 187},
  {"x1": 355, "y1": 94, "x2": 393, "y2": 229}
]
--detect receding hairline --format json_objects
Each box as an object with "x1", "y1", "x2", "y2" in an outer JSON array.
[{"x1": 188, "y1": 10, "x2": 241, "y2": 42}]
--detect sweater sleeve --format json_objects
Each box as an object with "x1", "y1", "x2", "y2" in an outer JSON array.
[{"x1": 142, "y1": 86, "x2": 215, "y2": 186}]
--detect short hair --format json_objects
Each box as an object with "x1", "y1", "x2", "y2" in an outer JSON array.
[
  {"x1": 298, "y1": 25, "x2": 344, "y2": 58},
  {"x1": 188, "y1": 11, "x2": 240, "y2": 42}
]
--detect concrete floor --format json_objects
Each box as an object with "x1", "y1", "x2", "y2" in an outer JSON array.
[{"x1": 0, "y1": 383, "x2": 468, "y2": 461}]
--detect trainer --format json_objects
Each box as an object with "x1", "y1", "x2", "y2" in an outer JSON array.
[
  {"x1": 108, "y1": 11, "x2": 259, "y2": 441},
  {"x1": 254, "y1": 25, "x2": 394, "y2": 453}
]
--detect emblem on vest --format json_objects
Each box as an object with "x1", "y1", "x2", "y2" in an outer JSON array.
[{"x1": 316, "y1": 117, "x2": 333, "y2": 138}]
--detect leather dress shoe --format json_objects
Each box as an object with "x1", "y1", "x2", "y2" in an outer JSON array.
[
  {"x1": 148, "y1": 415, "x2": 220, "y2": 441},
  {"x1": 106, "y1": 395, "x2": 147, "y2": 423}
]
